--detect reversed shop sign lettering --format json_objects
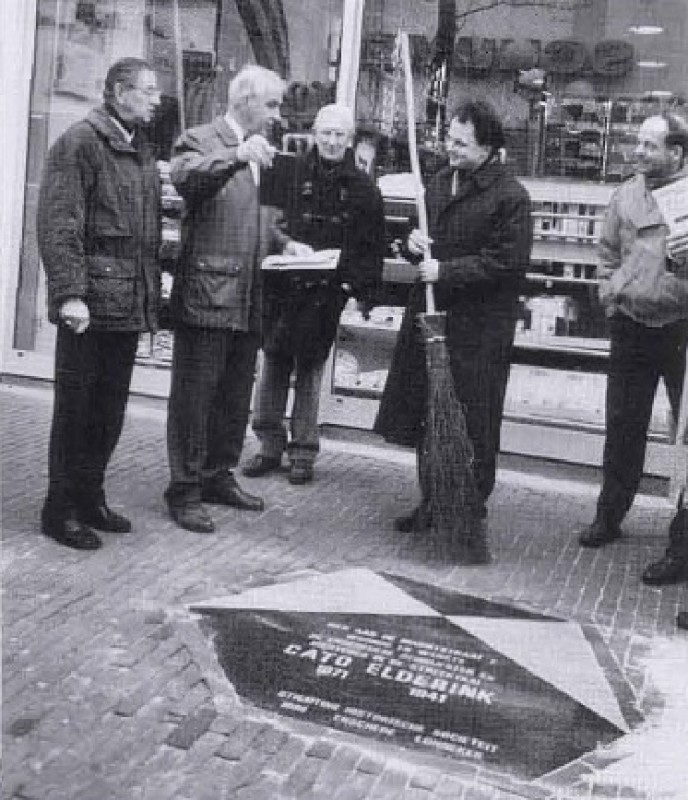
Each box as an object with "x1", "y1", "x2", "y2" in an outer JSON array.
[{"x1": 361, "y1": 34, "x2": 634, "y2": 78}]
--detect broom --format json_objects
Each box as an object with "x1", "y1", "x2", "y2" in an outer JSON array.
[{"x1": 399, "y1": 32, "x2": 481, "y2": 559}]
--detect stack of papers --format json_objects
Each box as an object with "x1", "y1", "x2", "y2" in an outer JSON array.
[
  {"x1": 653, "y1": 176, "x2": 688, "y2": 256},
  {"x1": 262, "y1": 249, "x2": 340, "y2": 272}
]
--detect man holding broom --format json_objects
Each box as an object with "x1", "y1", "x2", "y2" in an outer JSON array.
[{"x1": 376, "y1": 99, "x2": 532, "y2": 563}]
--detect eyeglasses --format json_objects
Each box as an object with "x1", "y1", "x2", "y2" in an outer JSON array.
[{"x1": 126, "y1": 85, "x2": 161, "y2": 98}]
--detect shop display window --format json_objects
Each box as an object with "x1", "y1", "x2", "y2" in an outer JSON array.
[
  {"x1": 326, "y1": 0, "x2": 684, "y2": 435},
  {"x1": 15, "y1": 0, "x2": 344, "y2": 368}
]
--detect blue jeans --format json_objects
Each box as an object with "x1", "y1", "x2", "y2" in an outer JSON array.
[{"x1": 252, "y1": 352, "x2": 326, "y2": 465}]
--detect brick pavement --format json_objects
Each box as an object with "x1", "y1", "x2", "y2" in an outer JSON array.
[{"x1": 2, "y1": 380, "x2": 687, "y2": 800}]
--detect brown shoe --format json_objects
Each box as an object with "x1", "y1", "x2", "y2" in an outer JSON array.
[{"x1": 242, "y1": 454, "x2": 281, "y2": 478}]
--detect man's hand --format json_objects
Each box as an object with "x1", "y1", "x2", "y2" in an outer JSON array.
[
  {"x1": 59, "y1": 298, "x2": 90, "y2": 334},
  {"x1": 417, "y1": 258, "x2": 440, "y2": 283},
  {"x1": 667, "y1": 231, "x2": 688, "y2": 260},
  {"x1": 237, "y1": 135, "x2": 277, "y2": 168},
  {"x1": 284, "y1": 240, "x2": 314, "y2": 257},
  {"x1": 407, "y1": 228, "x2": 433, "y2": 257}
]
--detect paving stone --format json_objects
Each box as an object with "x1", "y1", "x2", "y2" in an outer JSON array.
[
  {"x1": 309, "y1": 745, "x2": 362, "y2": 794},
  {"x1": 235, "y1": 774, "x2": 288, "y2": 800},
  {"x1": 215, "y1": 720, "x2": 271, "y2": 762},
  {"x1": 433, "y1": 774, "x2": 468, "y2": 798},
  {"x1": 355, "y1": 755, "x2": 384, "y2": 776},
  {"x1": 251, "y1": 725, "x2": 291, "y2": 756},
  {"x1": 262, "y1": 735, "x2": 309, "y2": 776},
  {"x1": 409, "y1": 770, "x2": 440, "y2": 791},
  {"x1": 148, "y1": 622, "x2": 175, "y2": 641},
  {"x1": 331, "y1": 771, "x2": 378, "y2": 800},
  {"x1": 306, "y1": 739, "x2": 337, "y2": 760},
  {"x1": 209, "y1": 712, "x2": 243, "y2": 736},
  {"x1": 282, "y1": 754, "x2": 325, "y2": 797},
  {"x1": 367, "y1": 767, "x2": 410, "y2": 800},
  {"x1": 165, "y1": 703, "x2": 218, "y2": 750},
  {"x1": 144, "y1": 610, "x2": 168, "y2": 625}
]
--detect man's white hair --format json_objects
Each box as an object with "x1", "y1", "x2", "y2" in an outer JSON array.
[
  {"x1": 228, "y1": 65, "x2": 286, "y2": 108},
  {"x1": 313, "y1": 103, "x2": 355, "y2": 134}
]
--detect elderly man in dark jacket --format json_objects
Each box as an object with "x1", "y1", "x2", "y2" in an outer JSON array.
[
  {"x1": 165, "y1": 65, "x2": 311, "y2": 533},
  {"x1": 37, "y1": 57, "x2": 162, "y2": 550},
  {"x1": 376, "y1": 100, "x2": 532, "y2": 563},
  {"x1": 242, "y1": 103, "x2": 385, "y2": 485}
]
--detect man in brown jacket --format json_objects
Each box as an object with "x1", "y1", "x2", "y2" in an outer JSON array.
[
  {"x1": 165, "y1": 65, "x2": 311, "y2": 533},
  {"x1": 37, "y1": 57, "x2": 162, "y2": 550}
]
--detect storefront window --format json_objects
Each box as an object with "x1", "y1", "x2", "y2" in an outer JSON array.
[
  {"x1": 15, "y1": 0, "x2": 344, "y2": 361},
  {"x1": 352, "y1": 0, "x2": 686, "y2": 182},
  {"x1": 329, "y1": 0, "x2": 684, "y2": 435}
]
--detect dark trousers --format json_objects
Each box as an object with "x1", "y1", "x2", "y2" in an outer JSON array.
[
  {"x1": 166, "y1": 325, "x2": 260, "y2": 506},
  {"x1": 44, "y1": 326, "x2": 139, "y2": 519},
  {"x1": 597, "y1": 314, "x2": 688, "y2": 526},
  {"x1": 449, "y1": 326, "x2": 514, "y2": 507},
  {"x1": 252, "y1": 353, "x2": 326, "y2": 464}
]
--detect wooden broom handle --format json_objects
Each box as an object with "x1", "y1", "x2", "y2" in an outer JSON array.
[{"x1": 400, "y1": 32, "x2": 435, "y2": 315}]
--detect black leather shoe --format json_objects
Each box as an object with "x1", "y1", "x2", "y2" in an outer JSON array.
[
  {"x1": 394, "y1": 506, "x2": 431, "y2": 533},
  {"x1": 168, "y1": 502, "x2": 215, "y2": 534},
  {"x1": 447, "y1": 541, "x2": 492, "y2": 566},
  {"x1": 642, "y1": 554, "x2": 688, "y2": 586},
  {"x1": 202, "y1": 473, "x2": 265, "y2": 511},
  {"x1": 579, "y1": 518, "x2": 622, "y2": 548},
  {"x1": 79, "y1": 503, "x2": 131, "y2": 533},
  {"x1": 42, "y1": 514, "x2": 102, "y2": 550},
  {"x1": 288, "y1": 462, "x2": 314, "y2": 485},
  {"x1": 242, "y1": 454, "x2": 282, "y2": 478}
]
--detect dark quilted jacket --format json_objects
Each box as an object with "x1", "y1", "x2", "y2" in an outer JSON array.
[{"x1": 37, "y1": 106, "x2": 162, "y2": 331}]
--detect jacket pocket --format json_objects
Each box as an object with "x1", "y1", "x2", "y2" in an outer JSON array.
[
  {"x1": 86, "y1": 256, "x2": 136, "y2": 319},
  {"x1": 186, "y1": 256, "x2": 243, "y2": 311}
]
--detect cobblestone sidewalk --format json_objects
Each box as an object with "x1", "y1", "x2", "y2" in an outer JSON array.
[{"x1": 2, "y1": 382, "x2": 687, "y2": 800}]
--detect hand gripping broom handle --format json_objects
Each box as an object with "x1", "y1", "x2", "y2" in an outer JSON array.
[{"x1": 400, "y1": 32, "x2": 436, "y2": 316}]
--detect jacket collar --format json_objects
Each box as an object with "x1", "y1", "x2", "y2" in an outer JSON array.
[
  {"x1": 645, "y1": 162, "x2": 688, "y2": 190},
  {"x1": 215, "y1": 115, "x2": 242, "y2": 148},
  {"x1": 306, "y1": 146, "x2": 358, "y2": 179},
  {"x1": 86, "y1": 106, "x2": 138, "y2": 153},
  {"x1": 436, "y1": 158, "x2": 504, "y2": 210}
]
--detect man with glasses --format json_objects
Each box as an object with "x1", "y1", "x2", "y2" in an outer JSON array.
[
  {"x1": 376, "y1": 100, "x2": 532, "y2": 563},
  {"x1": 37, "y1": 57, "x2": 162, "y2": 550}
]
